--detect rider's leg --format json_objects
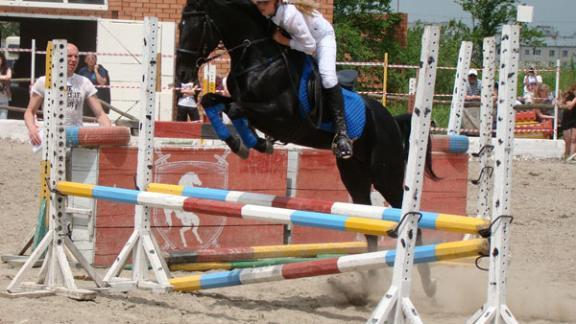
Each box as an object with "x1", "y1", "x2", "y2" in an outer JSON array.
[
  {"x1": 325, "y1": 85, "x2": 353, "y2": 159},
  {"x1": 317, "y1": 35, "x2": 353, "y2": 159}
]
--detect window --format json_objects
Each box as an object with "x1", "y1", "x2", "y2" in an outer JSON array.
[
  {"x1": 549, "y1": 50, "x2": 555, "y2": 57},
  {"x1": 0, "y1": 0, "x2": 106, "y2": 10},
  {"x1": 525, "y1": 49, "x2": 530, "y2": 55},
  {"x1": 533, "y1": 49, "x2": 541, "y2": 55},
  {"x1": 563, "y1": 50, "x2": 569, "y2": 57}
]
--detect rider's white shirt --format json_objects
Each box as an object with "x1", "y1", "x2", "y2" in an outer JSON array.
[{"x1": 272, "y1": 4, "x2": 334, "y2": 56}]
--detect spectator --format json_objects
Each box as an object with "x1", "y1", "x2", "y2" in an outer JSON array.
[
  {"x1": 462, "y1": 69, "x2": 482, "y2": 132},
  {"x1": 521, "y1": 76, "x2": 539, "y2": 104},
  {"x1": 78, "y1": 53, "x2": 111, "y2": 110},
  {"x1": 523, "y1": 66, "x2": 539, "y2": 97},
  {"x1": 560, "y1": 85, "x2": 576, "y2": 160},
  {"x1": 0, "y1": 52, "x2": 12, "y2": 119},
  {"x1": 176, "y1": 82, "x2": 200, "y2": 121},
  {"x1": 24, "y1": 43, "x2": 111, "y2": 146},
  {"x1": 465, "y1": 69, "x2": 481, "y2": 101},
  {"x1": 533, "y1": 82, "x2": 554, "y2": 121}
]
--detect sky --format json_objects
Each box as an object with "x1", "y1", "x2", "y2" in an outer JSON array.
[{"x1": 397, "y1": 0, "x2": 575, "y2": 36}]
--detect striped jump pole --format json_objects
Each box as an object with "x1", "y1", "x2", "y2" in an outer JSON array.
[
  {"x1": 171, "y1": 255, "x2": 345, "y2": 272},
  {"x1": 170, "y1": 239, "x2": 488, "y2": 292},
  {"x1": 168, "y1": 241, "x2": 368, "y2": 264},
  {"x1": 65, "y1": 126, "x2": 131, "y2": 147},
  {"x1": 431, "y1": 134, "x2": 469, "y2": 154},
  {"x1": 56, "y1": 182, "x2": 398, "y2": 237},
  {"x1": 148, "y1": 183, "x2": 488, "y2": 235}
]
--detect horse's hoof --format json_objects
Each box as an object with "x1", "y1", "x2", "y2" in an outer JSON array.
[
  {"x1": 237, "y1": 144, "x2": 250, "y2": 160},
  {"x1": 225, "y1": 136, "x2": 250, "y2": 160},
  {"x1": 254, "y1": 138, "x2": 274, "y2": 154}
]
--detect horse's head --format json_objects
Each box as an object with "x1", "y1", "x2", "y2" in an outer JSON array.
[
  {"x1": 176, "y1": 0, "x2": 222, "y2": 84},
  {"x1": 176, "y1": 0, "x2": 272, "y2": 84}
]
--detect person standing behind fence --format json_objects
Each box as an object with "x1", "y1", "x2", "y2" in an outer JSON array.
[
  {"x1": 78, "y1": 53, "x2": 111, "y2": 111},
  {"x1": 177, "y1": 82, "x2": 200, "y2": 121},
  {"x1": 24, "y1": 43, "x2": 111, "y2": 146},
  {"x1": 0, "y1": 53, "x2": 12, "y2": 120},
  {"x1": 560, "y1": 85, "x2": 576, "y2": 160}
]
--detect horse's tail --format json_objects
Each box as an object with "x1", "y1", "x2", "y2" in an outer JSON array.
[{"x1": 393, "y1": 113, "x2": 440, "y2": 181}]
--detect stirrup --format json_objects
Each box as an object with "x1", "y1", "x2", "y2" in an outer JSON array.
[{"x1": 331, "y1": 134, "x2": 353, "y2": 159}]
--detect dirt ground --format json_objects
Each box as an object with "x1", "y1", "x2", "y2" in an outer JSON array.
[{"x1": 0, "y1": 138, "x2": 574, "y2": 323}]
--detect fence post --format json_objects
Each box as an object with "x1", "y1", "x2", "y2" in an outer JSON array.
[
  {"x1": 447, "y1": 41, "x2": 473, "y2": 135},
  {"x1": 554, "y1": 59, "x2": 561, "y2": 140}
]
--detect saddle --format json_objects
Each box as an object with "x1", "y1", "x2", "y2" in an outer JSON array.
[{"x1": 307, "y1": 66, "x2": 359, "y2": 128}]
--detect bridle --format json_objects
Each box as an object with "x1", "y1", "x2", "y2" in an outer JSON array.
[
  {"x1": 177, "y1": 4, "x2": 271, "y2": 71},
  {"x1": 177, "y1": 8, "x2": 223, "y2": 68}
]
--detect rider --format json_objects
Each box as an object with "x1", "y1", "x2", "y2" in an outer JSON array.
[{"x1": 252, "y1": 0, "x2": 353, "y2": 159}]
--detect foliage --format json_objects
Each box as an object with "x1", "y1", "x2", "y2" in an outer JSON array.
[
  {"x1": 456, "y1": 0, "x2": 544, "y2": 64},
  {"x1": 396, "y1": 21, "x2": 472, "y2": 95},
  {"x1": 333, "y1": 0, "x2": 404, "y2": 92},
  {"x1": 0, "y1": 22, "x2": 19, "y2": 40}
]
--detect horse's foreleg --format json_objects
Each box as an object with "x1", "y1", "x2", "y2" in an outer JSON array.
[
  {"x1": 227, "y1": 103, "x2": 273, "y2": 154},
  {"x1": 202, "y1": 94, "x2": 249, "y2": 159}
]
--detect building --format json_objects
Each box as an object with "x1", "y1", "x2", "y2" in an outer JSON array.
[{"x1": 520, "y1": 27, "x2": 576, "y2": 68}]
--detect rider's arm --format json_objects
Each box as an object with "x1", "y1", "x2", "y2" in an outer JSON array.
[{"x1": 275, "y1": 5, "x2": 316, "y2": 55}]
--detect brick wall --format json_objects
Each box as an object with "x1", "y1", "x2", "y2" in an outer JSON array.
[
  {"x1": 1, "y1": 0, "x2": 333, "y2": 23},
  {"x1": 0, "y1": 0, "x2": 187, "y2": 21}
]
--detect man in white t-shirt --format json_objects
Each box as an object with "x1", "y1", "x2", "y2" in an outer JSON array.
[{"x1": 24, "y1": 43, "x2": 111, "y2": 146}]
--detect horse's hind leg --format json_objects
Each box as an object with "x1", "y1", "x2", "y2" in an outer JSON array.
[{"x1": 336, "y1": 158, "x2": 378, "y2": 252}]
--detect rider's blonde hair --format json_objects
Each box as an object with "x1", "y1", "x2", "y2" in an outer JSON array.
[{"x1": 282, "y1": 0, "x2": 319, "y2": 16}]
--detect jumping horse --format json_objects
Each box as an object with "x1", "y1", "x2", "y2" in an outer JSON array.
[{"x1": 176, "y1": 0, "x2": 437, "y2": 297}]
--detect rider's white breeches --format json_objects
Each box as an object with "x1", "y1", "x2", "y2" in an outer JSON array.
[{"x1": 316, "y1": 32, "x2": 338, "y2": 89}]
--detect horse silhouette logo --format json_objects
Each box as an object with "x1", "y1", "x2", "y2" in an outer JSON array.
[{"x1": 163, "y1": 172, "x2": 204, "y2": 247}]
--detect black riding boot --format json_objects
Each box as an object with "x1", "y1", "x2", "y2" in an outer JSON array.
[{"x1": 325, "y1": 85, "x2": 353, "y2": 159}]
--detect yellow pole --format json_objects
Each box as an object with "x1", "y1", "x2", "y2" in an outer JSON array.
[{"x1": 382, "y1": 52, "x2": 389, "y2": 106}]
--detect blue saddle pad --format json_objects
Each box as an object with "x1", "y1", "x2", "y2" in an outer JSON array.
[{"x1": 298, "y1": 57, "x2": 366, "y2": 139}]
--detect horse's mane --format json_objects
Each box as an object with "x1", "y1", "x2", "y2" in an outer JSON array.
[{"x1": 219, "y1": 0, "x2": 271, "y2": 32}]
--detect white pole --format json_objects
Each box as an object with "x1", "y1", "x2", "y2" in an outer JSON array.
[
  {"x1": 475, "y1": 36, "x2": 496, "y2": 221},
  {"x1": 103, "y1": 17, "x2": 171, "y2": 292},
  {"x1": 30, "y1": 39, "x2": 36, "y2": 86},
  {"x1": 368, "y1": 25, "x2": 440, "y2": 324},
  {"x1": 554, "y1": 59, "x2": 561, "y2": 140},
  {"x1": 7, "y1": 40, "x2": 100, "y2": 300},
  {"x1": 467, "y1": 25, "x2": 520, "y2": 324},
  {"x1": 447, "y1": 41, "x2": 473, "y2": 135}
]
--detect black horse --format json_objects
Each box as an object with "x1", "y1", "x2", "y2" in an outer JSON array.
[{"x1": 176, "y1": 0, "x2": 437, "y2": 297}]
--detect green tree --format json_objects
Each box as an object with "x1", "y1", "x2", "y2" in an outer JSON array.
[
  {"x1": 399, "y1": 20, "x2": 472, "y2": 95},
  {"x1": 0, "y1": 22, "x2": 19, "y2": 41},
  {"x1": 333, "y1": 0, "x2": 403, "y2": 91},
  {"x1": 456, "y1": 0, "x2": 543, "y2": 64}
]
